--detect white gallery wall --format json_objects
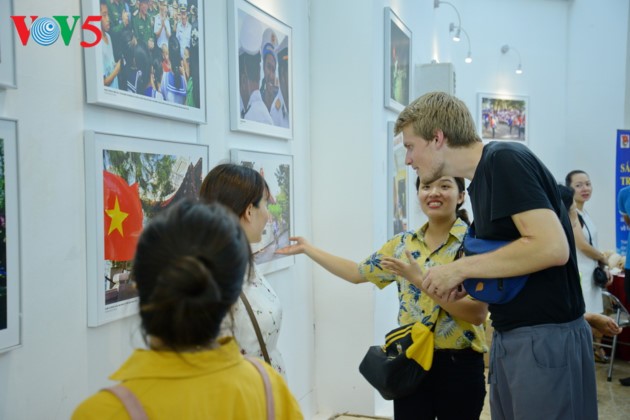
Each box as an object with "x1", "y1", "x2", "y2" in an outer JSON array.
[{"x1": 0, "y1": 0, "x2": 628, "y2": 419}]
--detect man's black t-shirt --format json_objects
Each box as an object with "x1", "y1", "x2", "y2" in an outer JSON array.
[{"x1": 467, "y1": 142, "x2": 584, "y2": 331}]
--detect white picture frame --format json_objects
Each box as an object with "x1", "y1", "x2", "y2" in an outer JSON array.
[
  {"x1": 0, "y1": 118, "x2": 20, "y2": 352},
  {"x1": 82, "y1": 0, "x2": 206, "y2": 123},
  {"x1": 387, "y1": 121, "x2": 410, "y2": 238},
  {"x1": 230, "y1": 149, "x2": 294, "y2": 274},
  {"x1": 0, "y1": 1, "x2": 17, "y2": 89},
  {"x1": 228, "y1": 0, "x2": 293, "y2": 139},
  {"x1": 477, "y1": 92, "x2": 529, "y2": 144},
  {"x1": 384, "y1": 7, "x2": 411, "y2": 113},
  {"x1": 84, "y1": 131, "x2": 209, "y2": 327}
]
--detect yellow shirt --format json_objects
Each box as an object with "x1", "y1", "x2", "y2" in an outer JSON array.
[
  {"x1": 72, "y1": 338, "x2": 303, "y2": 420},
  {"x1": 359, "y1": 218, "x2": 487, "y2": 353}
]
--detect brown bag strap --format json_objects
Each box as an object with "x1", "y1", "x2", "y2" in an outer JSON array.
[
  {"x1": 240, "y1": 292, "x2": 272, "y2": 364},
  {"x1": 103, "y1": 385, "x2": 148, "y2": 420},
  {"x1": 246, "y1": 357, "x2": 276, "y2": 420}
]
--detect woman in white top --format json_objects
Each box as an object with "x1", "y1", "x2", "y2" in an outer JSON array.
[
  {"x1": 199, "y1": 164, "x2": 285, "y2": 376},
  {"x1": 566, "y1": 170, "x2": 612, "y2": 362}
]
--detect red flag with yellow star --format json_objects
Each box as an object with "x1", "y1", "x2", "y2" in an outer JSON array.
[{"x1": 103, "y1": 170, "x2": 143, "y2": 261}]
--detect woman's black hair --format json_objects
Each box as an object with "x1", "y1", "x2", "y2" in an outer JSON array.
[
  {"x1": 565, "y1": 170, "x2": 587, "y2": 187},
  {"x1": 416, "y1": 176, "x2": 470, "y2": 225},
  {"x1": 199, "y1": 163, "x2": 269, "y2": 218},
  {"x1": 132, "y1": 200, "x2": 250, "y2": 350}
]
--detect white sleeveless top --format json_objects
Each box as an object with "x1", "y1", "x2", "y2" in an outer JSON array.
[
  {"x1": 219, "y1": 265, "x2": 286, "y2": 377},
  {"x1": 576, "y1": 209, "x2": 604, "y2": 314}
]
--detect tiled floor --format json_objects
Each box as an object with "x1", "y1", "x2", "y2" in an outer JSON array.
[{"x1": 328, "y1": 359, "x2": 630, "y2": 420}]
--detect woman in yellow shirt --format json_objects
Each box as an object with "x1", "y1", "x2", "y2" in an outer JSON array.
[
  {"x1": 72, "y1": 201, "x2": 303, "y2": 419},
  {"x1": 277, "y1": 176, "x2": 488, "y2": 420}
]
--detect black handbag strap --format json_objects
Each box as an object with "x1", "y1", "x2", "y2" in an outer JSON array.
[{"x1": 240, "y1": 292, "x2": 272, "y2": 364}]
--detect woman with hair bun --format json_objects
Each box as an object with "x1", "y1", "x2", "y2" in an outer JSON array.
[
  {"x1": 72, "y1": 200, "x2": 303, "y2": 419},
  {"x1": 199, "y1": 163, "x2": 287, "y2": 376}
]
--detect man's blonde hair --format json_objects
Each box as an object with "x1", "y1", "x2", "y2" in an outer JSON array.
[{"x1": 394, "y1": 92, "x2": 481, "y2": 147}]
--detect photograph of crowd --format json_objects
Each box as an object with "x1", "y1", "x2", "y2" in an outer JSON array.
[
  {"x1": 85, "y1": 0, "x2": 204, "y2": 122},
  {"x1": 229, "y1": 0, "x2": 292, "y2": 139},
  {"x1": 479, "y1": 94, "x2": 528, "y2": 143}
]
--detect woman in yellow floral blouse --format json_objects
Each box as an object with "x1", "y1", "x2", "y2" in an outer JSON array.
[{"x1": 277, "y1": 175, "x2": 488, "y2": 420}]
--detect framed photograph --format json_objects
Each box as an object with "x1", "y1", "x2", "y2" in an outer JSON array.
[
  {"x1": 228, "y1": 0, "x2": 292, "y2": 139},
  {"x1": 82, "y1": 0, "x2": 206, "y2": 123},
  {"x1": 384, "y1": 7, "x2": 411, "y2": 113},
  {"x1": 0, "y1": 119, "x2": 20, "y2": 352},
  {"x1": 0, "y1": 1, "x2": 17, "y2": 88},
  {"x1": 478, "y1": 93, "x2": 528, "y2": 143},
  {"x1": 387, "y1": 121, "x2": 410, "y2": 238},
  {"x1": 230, "y1": 149, "x2": 294, "y2": 274},
  {"x1": 84, "y1": 131, "x2": 209, "y2": 327}
]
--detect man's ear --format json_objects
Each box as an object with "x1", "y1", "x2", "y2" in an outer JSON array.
[{"x1": 434, "y1": 129, "x2": 446, "y2": 148}]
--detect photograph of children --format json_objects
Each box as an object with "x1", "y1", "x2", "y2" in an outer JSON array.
[
  {"x1": 384, "y1": 8, "x2": 411, "y2": 112},
  {"x1": 479, "y1": 94, "x2": 528, "y2": 143},
  {"x1": 229, "y1": 0, "x2": 292, "y2": 139},
  {"x1": 231, "y1": 150, "x2": 294, "y2": 274},
  {"x1": 85, "y1": 132, "x2": 208, "y2": 326},
  {"x1": 392, "y1": 132, "x2": 408, "y2": 236},
  {"x1": 85, "y1": 0, "x2": 205, "y2": 123}
]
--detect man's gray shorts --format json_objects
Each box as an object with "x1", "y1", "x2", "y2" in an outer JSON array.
[{"x1": 489, "y1": 316, "x2": 598, "y2": 420}]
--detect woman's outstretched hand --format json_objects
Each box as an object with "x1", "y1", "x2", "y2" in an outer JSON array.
[{"x1": 275, "y1": 236, "x2": 309, "y2": 255}]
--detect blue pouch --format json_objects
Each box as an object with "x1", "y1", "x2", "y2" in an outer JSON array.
[{"x1": 462, "y1": 224, "x2": 528, "y2": 304}]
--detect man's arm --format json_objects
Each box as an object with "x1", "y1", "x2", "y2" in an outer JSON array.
[{"x1": 417, "y1": 208, "x2": 569, "y2": 299}]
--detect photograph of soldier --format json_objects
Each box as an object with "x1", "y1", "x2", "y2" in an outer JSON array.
[{"x1": 237, "y1": 7, "x2": 291, "y2": 129}]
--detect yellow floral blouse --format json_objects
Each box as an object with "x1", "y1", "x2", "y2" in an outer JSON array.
[{"x1": 358, "y1": 218, "x2": 487, "y2": 353}]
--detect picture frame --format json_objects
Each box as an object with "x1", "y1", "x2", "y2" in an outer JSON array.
[
  {"x1": 84, "y1": 131, "x2": 209, "y2": 327},
  {"x1": 230, "y1": 149, "x2": 294, "y2": 274},
  {"x1": 0, "y1": 118, "x2": 20, "y2": 352},
  {"x1": 0, "y1": 1, "x2": 17, "y2": 89},
  {"x1": 384, "y1": 7, "x2": 411, "y2": 113},
  {"x1": 82, "y1": 0, "x2": 206, "y2": 123},
  {"x1": 227, "y1": 0, "x2": 293, "y2": 139},
  {"x1": 477, "y1": 93, "x2": 529, "y2": 143},
  {"x1": 387, "y1": 121, "x2": 410, "y2": 238}
]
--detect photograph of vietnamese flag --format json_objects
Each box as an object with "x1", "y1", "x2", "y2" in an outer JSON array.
[{"x1": 85, "y1": 132, "x2": 209, "y2": 326}]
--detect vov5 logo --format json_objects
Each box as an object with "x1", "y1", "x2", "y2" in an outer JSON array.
[{"x1": 11, "y1": 16, "x2": 102, "y2": 47}]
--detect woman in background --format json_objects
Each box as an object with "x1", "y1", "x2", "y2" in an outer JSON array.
[
  {"x1": 72, "y1": 201, "x2": 302, "y2": 419},
  {"x1": 278, "y1": 176, "x2": 488, "y2": 420},
  {"x1": 199, "y1": 164, "x2": 286, "y2": 376},
  {"x1": 565, "y1": 171, "x2": 613, "y2": 362}
]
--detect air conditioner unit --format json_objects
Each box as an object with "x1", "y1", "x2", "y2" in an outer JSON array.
[{"x1": 414, "y1": 62, "x2": 456, "y2": 97}]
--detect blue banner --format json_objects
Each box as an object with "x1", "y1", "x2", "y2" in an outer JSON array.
[{"x1": 615, "y1": 129, "x2": 630, "y2": 254}]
